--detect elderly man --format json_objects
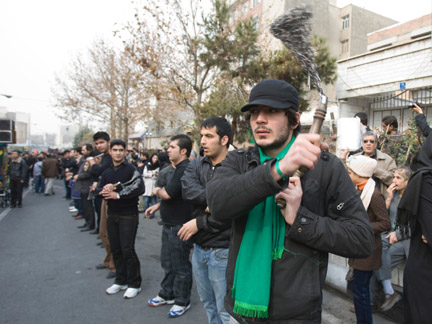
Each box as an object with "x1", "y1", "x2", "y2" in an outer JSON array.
[
  {"x1": 373, "y1": 167, "x2": 412, "y2": 312},
  {"x1": 342, "y1": 131, "x2": 397, "y2": 196},
  {"x1": 206, "y1": 79, "x2": 374, "y2": 323}
]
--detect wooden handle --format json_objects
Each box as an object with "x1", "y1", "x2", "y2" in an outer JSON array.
[{"x1": 277, "y1": 95, "x2": 328, "y2": 209}]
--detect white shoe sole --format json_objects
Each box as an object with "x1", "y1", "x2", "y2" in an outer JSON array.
[
  {"x1": 106, "y1": 285, "x2": 127, "y2": 295},
  {"x1": 124, "y1": 288, "x2": 142, "y2": 299}
]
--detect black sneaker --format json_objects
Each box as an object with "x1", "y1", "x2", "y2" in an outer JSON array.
[
  {"x1": 10, "y1": 205, "x2": 16, "y2": 208},
  {"x1": 18, "y1": 204, "x2": 22, "y2": 208}
]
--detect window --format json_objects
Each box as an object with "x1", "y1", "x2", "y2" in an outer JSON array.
[
  {"x1": 342, "y1": 15, "x2": 350, "y2": 29},
  {"x1": 252, "y1": 15, "x2": 259, "y2": 31},
  {"x1": 341, "y1": 40, "x2": 349, "y2": 54},
  {"x1": 252, "y1": 0, "x2": 260, "y2": 7}
]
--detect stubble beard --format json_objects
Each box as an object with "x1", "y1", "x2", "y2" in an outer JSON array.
[{"x1": 254, "y1": 127, "x2": 290, "y2": 152}]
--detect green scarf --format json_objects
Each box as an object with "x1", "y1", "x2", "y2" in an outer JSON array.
[{"x1": 232, "y1": 136, "x2": 295, "y2": 318}]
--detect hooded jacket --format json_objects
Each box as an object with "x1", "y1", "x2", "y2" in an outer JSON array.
[{"x1": 207, "y1": 146, "x2": 374, "y2": 323}]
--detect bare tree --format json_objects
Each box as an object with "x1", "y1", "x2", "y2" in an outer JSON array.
[{"x1": 52, "y1": 39, "x2": 151, "y2": 142}]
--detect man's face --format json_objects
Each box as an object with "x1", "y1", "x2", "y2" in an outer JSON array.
[
  {"x1": 392, "y1": 170, "x2": 408, "y2": 191},
  {"x1": 362, "y1": 135, "x2": 377, "y2": 155},
  {"x1": 81, "y1": 146, "x2": 90, "y2": 157},
  {"x1": 249, "y1": 105, "x2": 294, "y2": 152},
  {"x1": 347, "y1": 168, "x2": 361, "y2": 185},
  {"x1": 200, "y1": 126, "x2": 225, "y2": 159},
  {"x1": 64, "y1": 152, "x2": 70, "y2": 159},
  {"x1": 382, "y1": 122, "x2": 394, "y2": 134},
  {"x1": 110, "y1": 145, "x2": 126, "y2": 164},
  {"x1": 95, "y1": 139, "x2": 109, "y2": 153},
  {"x1": 167, "y1": 140, "x2": 183, "y2": 164},
  {"x1": 10, "y1": 152, "x2": 18, "y2": 160}
]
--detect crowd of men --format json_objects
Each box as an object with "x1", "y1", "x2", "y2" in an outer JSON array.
[{"x1": 6, "y1": 80, "x2": 431, "y2": 324}]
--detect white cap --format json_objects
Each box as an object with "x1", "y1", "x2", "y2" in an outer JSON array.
[{"x1": 347, "y1": 155, "x2": 377, "y2": 178}]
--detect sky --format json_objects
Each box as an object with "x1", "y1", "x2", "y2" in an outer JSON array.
[{"x1": 0, "y1": 0, "x2": 431, "y2": 137}]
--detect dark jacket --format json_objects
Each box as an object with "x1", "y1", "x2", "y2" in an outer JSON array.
[
  {"x1": 349, "y1": 186, "x2": 390, "y2": 271},
  {"x1": 181, "y1": 156, "x2": 231, "y2": 248},
  {"x1": 75, "y1": 157, "x2": 92, "y2": 194},
  {"x1": 90, "y1": 153, "x2": 112, "y2": 182},
  {"x1": 8, "y1": 157, "x2": 28, "y2": 181},
  {"x1": 41, "y1": 158, "x2": 59, "y2": 178},
  {"x1": 206, "y1": 146, "x2": 374, "y2": 323},
  {"x1": 415, "y1": 113, "x2": 431, "y2": 138},
  {"x1": 98, "y1": 161, "x2": 144, "y2": 216}
]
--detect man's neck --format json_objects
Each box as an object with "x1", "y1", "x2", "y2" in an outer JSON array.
[
  {"x1": 209, "y1": 149, "x2": 228, "y2": 166},
  {"x1": 113, "y1": 159, "x2": 124, "y2": 167},
  {"x1": 174, "y1": 156, "x2": 187, "y2": 166},
  {"x1": 399, "y1": 188, "x2": 405, "y2": 197},
  {"x1": 364, "y1": 151, "x2": 375, "y2": 158}
]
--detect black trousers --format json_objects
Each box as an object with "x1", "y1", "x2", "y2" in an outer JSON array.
[
  {"x1": 80, "y1": 193, "x2": 95, "y2": 229},
  {"x1": 94, "y1": 196, "x2": 102, "y2": 231},
  {"x1": 10, "y1": 179, "x2": 23, "y2": 206},
  {"x1": 107, "y1": 214, "x2": 141, "y2": 288}
]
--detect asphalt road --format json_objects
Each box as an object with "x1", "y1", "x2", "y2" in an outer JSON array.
[{"x1": 0, "y1": 180, "x2": 396, "y2": 324}]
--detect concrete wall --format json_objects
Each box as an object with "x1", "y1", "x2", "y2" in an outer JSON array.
[
  {"x1": 349, "y1": 5, "x2": 398, "y2": 57},
  {"x1": 337, "y1": 37, "x2": 432, "y2": 99}
]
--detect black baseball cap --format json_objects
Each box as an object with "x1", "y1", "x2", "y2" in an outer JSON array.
[{"x1": 241, "y1": 79, "x2": 299, "y2": 112}]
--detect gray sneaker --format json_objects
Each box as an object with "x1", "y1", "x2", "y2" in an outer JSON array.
[{"x1": 381, "y1": 292, "x2": 401, "y2": 312}]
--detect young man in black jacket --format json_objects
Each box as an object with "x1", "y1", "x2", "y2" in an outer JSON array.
[
  {"x1": 99, "y1": 139, "x2": 144, "y2": 299},
  {"x1": 8, "y1": 150, "x2": 28, "y2": 208},
  {"x1": 88, "y1": 131, "x2": 116, "y2": 277},
  {"x1": 146, "y1": 134, "x2": 193, "y2": 318},
  {"x1": 179, "y1": 117, "x2": 232, "y2": 324},
  {"x1": 206, "y1": 79, "x2": 375, "y2": 323}
]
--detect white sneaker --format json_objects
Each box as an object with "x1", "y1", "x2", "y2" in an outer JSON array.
[
  {"x1": 123, "y1": 287, "x2": 141, "y2": 299},
  {"x1": 69, "y1": 207, "x2": 78, "y2": 213},
  {"x1": 168, "y1": 304, "x2": 191, "y2": 317},
  {"x1": 148, "y1": 295, "x2": 175, "y2": 307},
  {"x1": 105, "y1": 284, "x2": 127, "y2": 295}
]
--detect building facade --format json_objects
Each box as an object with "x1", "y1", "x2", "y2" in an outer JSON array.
[{"x1": 337, "y1": 14, "x2": 432, "y2": 131}]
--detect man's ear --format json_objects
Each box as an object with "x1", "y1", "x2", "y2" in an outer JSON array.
[
  {"x1": 290, "y1": 112, "x2": 301, "y2": 130},
  {"x1": 180, "y1": 148, "x2": 187, "y2": 156},
  {"x1": 221, "y1": 135, "x2": 229, "y2": 147}
]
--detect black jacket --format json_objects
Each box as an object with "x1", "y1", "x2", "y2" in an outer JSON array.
[
  {"x1": 98, "y1": 161, "x2": 144, "y2": 216},
  {"x1": 181, "y1": 156, "x2": 231, "y2": 248},
  {"x1": 8, "y1": 158, "x2": 28, "y2": 181},
  {"x1": 75, "y1": 157, "x2": 92, "y2": 194},
  {"x1": 206, "y1": 146, "x2": 374, "y2": 323},
  {"x1": 415, "y1": 113, "x2": 431, "y2": 138}
]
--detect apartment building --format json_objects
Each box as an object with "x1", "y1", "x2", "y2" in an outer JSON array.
[{"x1": 337, "y1": 14, "x2": 432, "y2": 130}]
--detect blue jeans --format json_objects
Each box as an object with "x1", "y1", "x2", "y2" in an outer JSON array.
[
  {"x1": 144, "y1": 196, "x2": 157, "y2": 217},
  {"x1": 192, "y1": 245, "x2": 230, "y2": 324},
  {"x1": 34, "y1": 175, "x2": 45, "y2": 193},
  {"x1": 352, "y1": 269, "x2": 373, "y2": 324},
  {"x1": 159, "y1": 225, "x2": 193, "y2": 306}
]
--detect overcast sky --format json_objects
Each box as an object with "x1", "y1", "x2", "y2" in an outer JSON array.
[{"x1": 0, "y1": 0, "x2": 430, "y2": 135}]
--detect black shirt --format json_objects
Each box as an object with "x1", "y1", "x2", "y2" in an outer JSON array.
[
  {"x1": 91, "y1": 153, "x2": 113, "y2": 182},
  {"x1": 160, "y1": 159, "x2": 192, "y2": 225},
  {"x1": 98, "y1": 161, "x2": 144, "y2": 216}
]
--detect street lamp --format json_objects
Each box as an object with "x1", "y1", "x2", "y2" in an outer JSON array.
[{"x1": 0, "y1": 94, "x2": 12, "y2": 99}]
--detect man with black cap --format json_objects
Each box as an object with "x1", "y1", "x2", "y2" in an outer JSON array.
[{"x1": 207, "y1": 79, "x2": 375, "y2": 323}]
